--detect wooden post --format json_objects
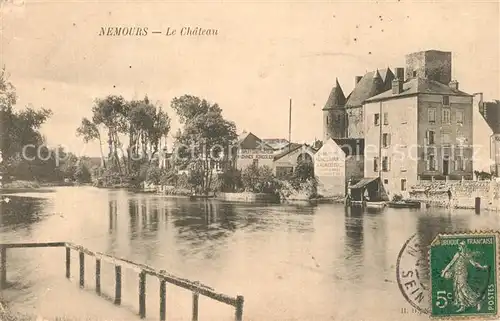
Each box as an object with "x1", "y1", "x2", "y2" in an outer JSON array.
[
  {"x1": 192, "y1": 291, "x2": 199, "y2": 321},
  {"x1": 235, "y1": 295, "x2": 244, "y2": 321},
  {"x1": 159, "y1": 279, "x2": 166, "y2": 321},
  {"x1": 139, "y1": 271, "x2": 146, "y2": 319},
  {"x1": 114, "y1": 265, "x2": 122, "y2": 305},
  {"x1": 1, "y1": 247, "x2": 6, "y2": 288},
  {"x1": 79, "y1": 251, "x2": 84, "y2": 288},
  {"x1": 95, "y1": 259, "x2": 101, "y2": 295},
  {"x1": 65, "y1": 247, "x2": 70, "y2": 279}
]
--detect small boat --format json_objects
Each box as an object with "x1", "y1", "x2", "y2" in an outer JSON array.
[
  {"x1": 349, "y1": 200, "x2": 386, "y2": 209},
  {"x1": 388, "y1": 200, "x2": 422, "y2": 209},
  {"x1": 365, "y1": 201, "x2": 387, "y2": 209}
]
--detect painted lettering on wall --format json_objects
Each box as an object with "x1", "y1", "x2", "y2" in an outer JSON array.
[
  {"x1": 314, "y1": 151, "x2": 345, "y2": 177},
  {"x1": 237, "y1": 149, "x2": 275, "y2": 160}
]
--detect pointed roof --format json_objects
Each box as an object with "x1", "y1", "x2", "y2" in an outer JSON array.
[
  {"x1": 365, "y1": 77, "x2": 471, "y2": 103},
  {"x1": 345, "y1": 69, "x2": 389, "y2": 108},
  {"x1": 238, "y1": 131, "x2": 274, "y2": 150},
  {"x1": 273, "y1": 143, "x2": 317, "y2": 161},
  {"x1": 322, "y1": 78, "x2": 346, "y2": 110}
]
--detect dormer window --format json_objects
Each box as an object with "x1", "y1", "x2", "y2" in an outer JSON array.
[{"x1": 442, "y1": 95, "x2": 450, "y2": 106}]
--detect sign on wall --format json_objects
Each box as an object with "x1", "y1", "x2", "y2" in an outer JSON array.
[
  {"x1": 238, "y1": 149, "x2": 275, "y2": 160},
  {"x1": 314, "y1": 151, "x2": 345, "y2": 177}
]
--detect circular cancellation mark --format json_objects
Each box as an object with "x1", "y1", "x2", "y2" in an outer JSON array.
[{"x1": 396, "y1": 233, "x2": 432, "y2": 314}]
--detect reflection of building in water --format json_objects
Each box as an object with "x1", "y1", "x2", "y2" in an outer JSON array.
[{"x1": 344, "y1": 207, "x2": 364, "y2": 254}]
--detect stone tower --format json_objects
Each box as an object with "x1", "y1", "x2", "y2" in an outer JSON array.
[
  {"x1": 323, "y1": 78, "x2": 346, "y2": 140},
  {"x1": 405, "y1": 50, "x2": 452, "y2": 85}
]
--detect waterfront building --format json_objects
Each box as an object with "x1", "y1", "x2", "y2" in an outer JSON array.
[
  {"x1": 314, "y1": 138, "x2": 364, "y2": 197},
  {"x1": 273, "y1": 143, "x2": 317, "y2": 177},
  {"x1": 262, "y1": 138, "x2": 289, "y2": 150},
  {"x1": 235, "y1": 131, "x2": 276, "y2": 170},
  {"x1": 477, "y1": 99, "x2": 500, "y2": 176},
  {"x1": 363, "y1": 50, "x2": 474, "y2": 197},
  {"x1": 322, "y1": 69, "x2": 395, "y2": 141}
]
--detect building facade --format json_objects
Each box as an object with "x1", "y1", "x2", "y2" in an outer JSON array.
[
  {"x1": 273, "y1": 144, "x2": 317, "y2": 177},
  {"x1": 363, "y1": 50, "x2": 474, "y2": 197},
  {"x1": 235, "y1": 131, "x2": 276, "y2": 170}
]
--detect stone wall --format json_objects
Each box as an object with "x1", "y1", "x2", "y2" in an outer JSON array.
[
  {"x1": 408, "y1": 179, "x2": 500, "y2": 210},
  {"x1": 217, "y1": 192, "x2": 279, "y2": 203}
]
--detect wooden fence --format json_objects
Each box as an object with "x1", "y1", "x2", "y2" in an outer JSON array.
[{"x1": 0, "y1": 242, "x2": 244, "y2": 321}]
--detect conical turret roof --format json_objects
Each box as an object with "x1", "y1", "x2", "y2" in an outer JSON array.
[{"x1": 322, "y1": 78, "x2": 346, "y2": 110}]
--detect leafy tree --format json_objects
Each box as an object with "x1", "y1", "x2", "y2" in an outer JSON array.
[
  {"x1": 76, "y1": 118, "x2": 106, "y2": 168},
  {"x1": 0, "y1": 67, "x2": 53, "y2": 180},
  {"x1": 294, "y1": 160, "x2": 315, "y2": 182},
  {"x1": 172, "y1": 95, "x2": 237, "y2": 193},
  {"x1": 74, "y1": 161, "x2": 92, "y2": 183},
  {"x1": 241, "y1": 164, "x2": 276, "y2": 193}
]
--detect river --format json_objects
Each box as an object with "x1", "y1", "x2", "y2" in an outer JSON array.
[{"x1": 1, "y1": 186, "x2": 499, "y2": 321}]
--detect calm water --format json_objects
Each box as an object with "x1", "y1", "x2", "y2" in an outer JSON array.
[{"x1": 1, "y1": 186, "x2": 500, "y2": 321}]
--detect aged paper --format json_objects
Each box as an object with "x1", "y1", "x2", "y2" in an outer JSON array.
[{"x1": 0, "y1": 1, "x2": 499, "y2": 321}]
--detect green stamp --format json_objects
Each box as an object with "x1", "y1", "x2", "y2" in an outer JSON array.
[{"x1": 430, "y1": 232, "x2": 499, "y2": 318}]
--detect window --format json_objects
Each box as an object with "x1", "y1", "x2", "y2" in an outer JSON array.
[
  {"x1": 456, "y1": 110, "x2": 464, "y2": 124},
  {"x1": 336, "y1": 114, "x2": 341, "y2": 122},
  {"x1": 374, "y1": 113, "x2": 380, "y2": 126},
  {"x1": 442, "y1": 132, "x2": 451, "y2": 145},
  {"x1": 442, "y1": 109, "x2": 451, "y2": 124},
  {"x1": 383, "y1": 112, "x2": 389, "y2": 125},
  {"x1": 382, "y1": 156, "x2": 390, "y2": 171},
  {"x1": 442, "y1": 95, "x2": 450, "y2": 106},
  {"x1": 382, "y1": 133, "x2": 391, "y2": 148},
  {"x1": 252, "y1": 159, "x2": 259, "y2": 167},
  {"x1": 426, "y1": 130, "x2": 435, "y2": 145},
  {"x1": 428, "y1": 108, "x2": 436, "y2": 123},
  {"x1": 401, "y1": 179, "x2": 407, "y2": 191},
  {"x1": 412, "y1": 70, "x2": 417, "y2": 77},
  {"x1": 454, "y1": 155, "x2": 465, "y2": 171},
  {"x1": 373, "y1": 157, "x2": 379, "y2": 172},
  {"x1": 384, "y1": 179, "x2": 389, "y2": 184},
  {"x1": 427, "y1": 154, "x2": 437, "y2": 171},
  {"x1": 326, "y1": 116, "x2": 329, "y2": 125}
]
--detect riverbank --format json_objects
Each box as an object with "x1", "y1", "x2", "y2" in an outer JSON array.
[
  {"x1": 0, "y1": 180, "x2": 57, "y2": 195},
  {"x1": 407, "y1": 179, "x2": 500, "y2": 211}
]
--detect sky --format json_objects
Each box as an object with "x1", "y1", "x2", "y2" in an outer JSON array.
[{"x1": 1, "y1": 0, "x2": 499, "y2": 157}]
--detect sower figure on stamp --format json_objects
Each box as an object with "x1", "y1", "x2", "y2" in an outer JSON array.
[{"x1": 440, "y1": 241, "x2": 489, "y2": 312}]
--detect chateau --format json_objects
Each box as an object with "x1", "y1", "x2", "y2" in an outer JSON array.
[{"x1": 321, "y1": 50, "x2": 498, "y2": 197}]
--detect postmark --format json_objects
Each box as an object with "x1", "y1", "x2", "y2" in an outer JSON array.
[
  {"x1": 396, "y1": 233, "x2": 432, "y2": 314},
  {"x1": 429, "y1": 231, "x2": 499, "y2": 319}
]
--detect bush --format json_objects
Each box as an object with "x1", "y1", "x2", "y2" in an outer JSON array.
[
  {"x1": 392, "y1": 194, "x2": 404, "y2": 202},
  {"x1": 241, "y1": 164, "x2": 278, "y2": 193}
]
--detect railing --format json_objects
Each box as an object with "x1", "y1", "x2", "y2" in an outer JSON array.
[{"x1": 0, "y1": 242, "x2": 244, "y2": 321}]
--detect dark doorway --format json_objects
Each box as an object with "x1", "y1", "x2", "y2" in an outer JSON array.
[{"x1": 443, "y1": 159, "x2": 449, "y2": 176}]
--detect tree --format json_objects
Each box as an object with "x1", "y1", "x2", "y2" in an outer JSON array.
[
  {"x1": 172, "y1": 95, "x2": 237, "y2": 193},
  {"x1": 0, "y1": 67, "x2": 53, "y2": 179},
  {"x1": 241, "y1": 164, "x2": 276, "y2": 193},
  {"x1": 294, "y1": 160, "x2": 315, "y2": 182},
  {"x1": 76, "y1": 118, "x2": 106, "y2": 168},
  {"x1": 74, "y1": 161, "x2": 92, "y2": 183}
]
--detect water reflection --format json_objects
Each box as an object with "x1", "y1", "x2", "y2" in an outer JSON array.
[
  {"x1": 0, "y1": 196, "x2": 46, "y2": 231},
  {"x1": 2, "y1": 188, "x2": 500, "y2": 321}
]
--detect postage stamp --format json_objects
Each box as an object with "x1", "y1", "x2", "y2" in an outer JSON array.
[{"x1": 429, "y1": 231, "x2": 499, "y2": 319}]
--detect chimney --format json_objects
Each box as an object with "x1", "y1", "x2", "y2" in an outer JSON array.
[
  {"x1": 449, "y1": 80, "x2": 459, "y2": 90},
  {"x1": 355, "y1": 76, "x2": 362, "y2": 85},
  {"x1": 394, "y1": 67, "x2": 404, "y2": 81},
  {"x1": 392, "y1": 79, "x2": 403, "y2": 95}
]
